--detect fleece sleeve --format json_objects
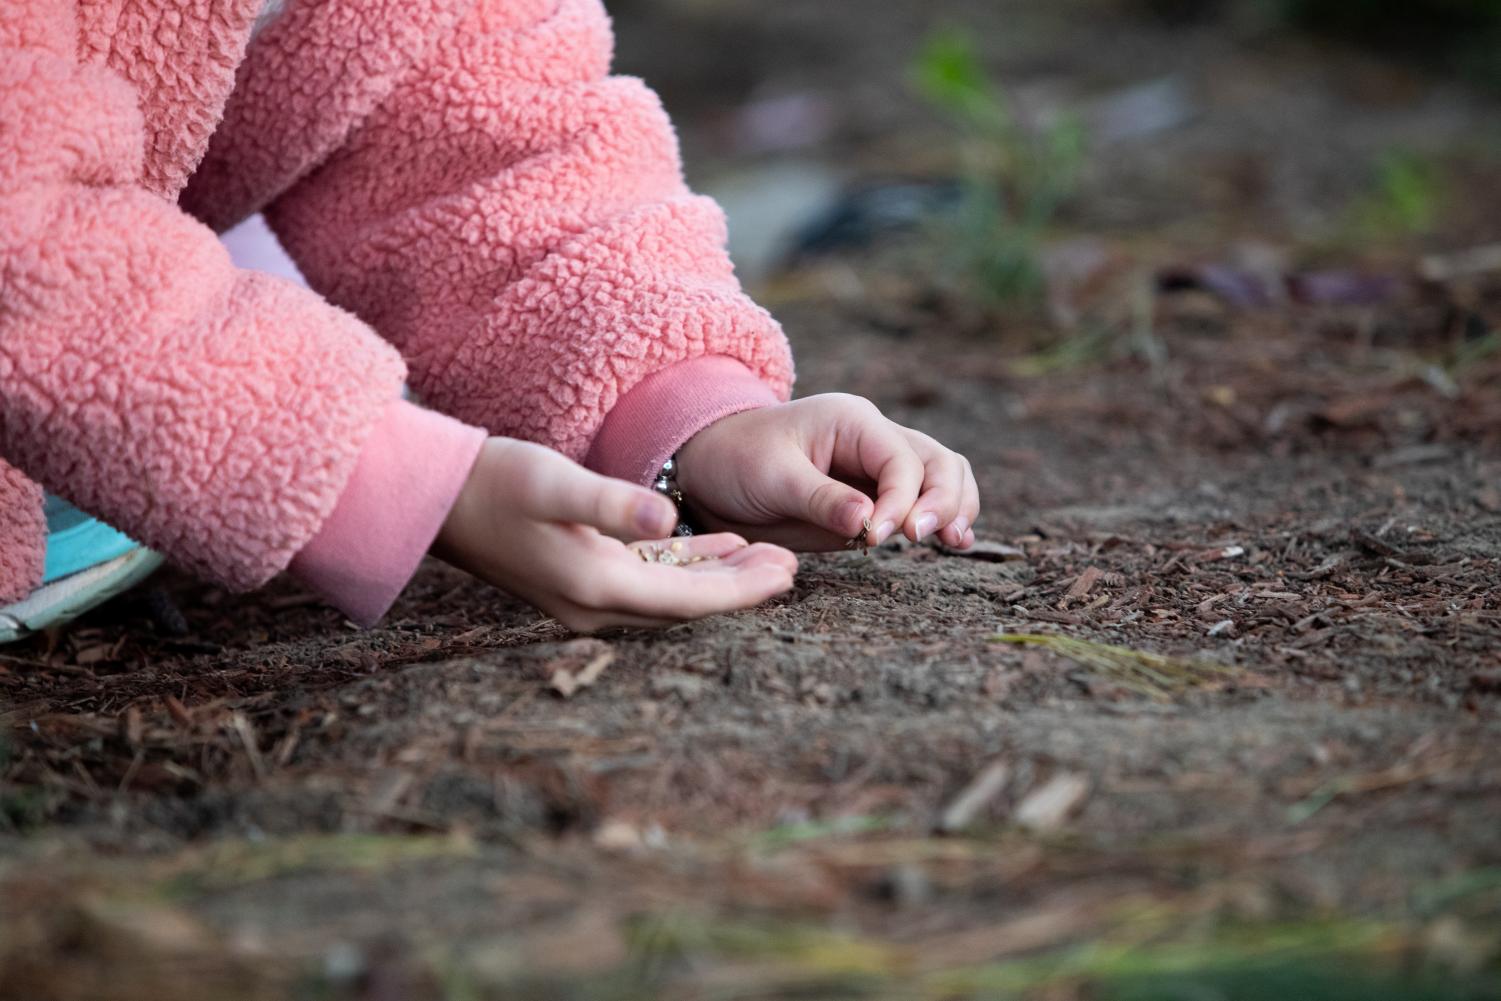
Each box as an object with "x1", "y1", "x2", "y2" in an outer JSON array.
[
  {"x1": 289, "y1": 398, "x2": 485, "y2": 626},
  {"x1": 0, "y1": 2, "x2": 409, "y2": 592},
  {"x1": 182, "y1": 0, "x2": 794, "y2": 470}
]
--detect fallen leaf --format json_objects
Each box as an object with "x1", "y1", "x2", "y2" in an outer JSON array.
[
  {"x1": 1159, "y1": 263, "x2": 1401, "y2": 308},
  {"x1": 1315, "y1": 395, "x2": 1391, "y2": 428},
  {"x1": 940, "y1": 540, "x2": 1026, "y2": 562},
  {"x1": 1158, "y1": 262, "x2": 1280, "y2": 308},
  {"x1": 1286, "y1": 270, "x2": 1400, "y2": 306}
]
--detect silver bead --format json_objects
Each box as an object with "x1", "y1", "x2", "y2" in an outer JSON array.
[
  {"x1": 660, "y1": 456, "x2": 676, "y2": 476},
  {"x1": 653, "y1": 476, "x2": 671, "y2": 493}
]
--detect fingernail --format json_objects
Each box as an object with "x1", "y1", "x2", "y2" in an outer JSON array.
[
  {"x1": 873, "y1": 520, "x2": 895, "y2": 544},
  {"x1": 836, "y1": 498, "x2": 865, "y2": 534},
  {"x1": 915, "y1": 512, "x2": 939, "y2": 540},
  {"x1": 951, "y1": 516, "x2": 969, "y2": 538},
  {"x1": 635, "y1": 498, "x2": 671, "y2": 537}
]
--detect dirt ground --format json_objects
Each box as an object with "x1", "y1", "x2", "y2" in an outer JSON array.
[{"x1": 4, "y1": 2, "x2": 1501, "y2": 999}]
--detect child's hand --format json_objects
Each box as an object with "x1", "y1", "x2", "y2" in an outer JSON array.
[
  {"x1": 434, "y1": 439, "x2": 798, "y2": 631},
  {"x1": 676, "y1": 395, "x2": 980, "y2": 552}
]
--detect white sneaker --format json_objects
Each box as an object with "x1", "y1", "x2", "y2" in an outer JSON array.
[{"x1": 0, "y1": 498, "x2": 165, "y2": 644}]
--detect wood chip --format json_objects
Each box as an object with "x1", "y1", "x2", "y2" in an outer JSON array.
[
  {"x1": 1316, "y1": 396, "x2": 1389, "y2": 428},
  {"x1": 119, "y1": 705, "x2": 143, "y2": 747},
  {"x1": 1419, "y1": 242, "x2": 1501, "y2": 281},
  {"x1": 1065, "y1": 566, "x2": 1104, "y2": 600},
  {"x1": 1468, "y1": 670, "x2": 1501, "y2": 694},
  {"x1": 1352, "y1": 531, "x2": 1399, "y2": 559},
  {"x1": 73, "y1": 643, "x2": 116, "y2": 666},
  {"x1": 164, "y1": 694, "x2": 193, "y2": 728},
  {"x1": 1370, "y1": 444, "x2": 1453, "y2": 469},
  {"x1": 367, "y1": 768, "x2": 415, "y2": 815},
  {"x1": 594, "y1": 819, "x2": 646, "y2": 851},
  {"x1": 230, "y1": 713, "x2": 267, "y2": 781},
  {"x1": 1014, "y1": 772, "x2": 1091, "y2": 832},
  {"x1": 265, "y1": 591, "x2": 324, "y2": 610},
  {"x1": 1289, "y1": 555, "x2": 1344, "y2": 581},
  {"x1": 543, "y1": 639, "x2": 616, "y2": 698},
  {"x1": 937, "y1": 760, "x2": 1010, "y2": 833},
  {"x1": 1193, "y1": 545, "x2": 1245, "y2": 563}
]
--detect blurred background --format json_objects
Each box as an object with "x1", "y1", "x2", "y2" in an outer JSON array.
[{"x1": 610, "y1": 0, "x2": 1501, "y2": 331}]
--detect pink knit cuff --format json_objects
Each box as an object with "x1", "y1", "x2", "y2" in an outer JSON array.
[
  {"x1": 585, "y1": 355, "x2": 782, "y2": 485},
  {"x1": 290, "y1": 398, "x2": 486, "y2": 626}
]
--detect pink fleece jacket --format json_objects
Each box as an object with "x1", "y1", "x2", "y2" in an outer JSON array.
[{"x1": 0, "y1": 0, "x2": 792, "y2": 623}]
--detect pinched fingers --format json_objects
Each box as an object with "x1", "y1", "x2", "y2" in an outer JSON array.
[
  {"x1": 832, "y1": 404, "x2": 923, "y2": 545},
  {"x1": 900, "y1": 429, "x2": 980, "y2": 548},
  {"x1": 778, "y1": 458, "x2": 874, "y2": 540},
  {"x1": 898, "y1": 430, "x2": 965, "y2": 543},
  {"x1": 823, "y1": 400, "x2": 981, "y2": 549},
  {"x1": 948, "y1": 458, "x2": 980, "y2": 548}
]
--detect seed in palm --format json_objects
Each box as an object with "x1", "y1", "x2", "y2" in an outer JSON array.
[{"x1": 636, "y1": 540, "x2": 713, "y2": 566}]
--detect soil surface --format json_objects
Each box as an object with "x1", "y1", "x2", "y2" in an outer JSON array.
[{"x1": 5, "y1": 2, "x2": 1501, "y2": 999}]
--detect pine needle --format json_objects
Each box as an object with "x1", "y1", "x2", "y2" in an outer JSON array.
[{"x1": 989, "y1": 633, "x2": 1231, "y2": 699}]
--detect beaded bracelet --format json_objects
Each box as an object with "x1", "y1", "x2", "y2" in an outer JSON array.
[{"x1": 651, "y1": 455, "x2": 695, "y2": 537}]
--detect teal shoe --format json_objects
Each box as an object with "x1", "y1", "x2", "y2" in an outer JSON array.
[{"x1": 0, "y1": 497, "x2": 164, "y2": 643}]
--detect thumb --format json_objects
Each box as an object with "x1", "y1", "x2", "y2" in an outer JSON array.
[
  {"x1": 516, "y1": 443, "x2": 677, "y2": 540},
  {"x1": 785, "y1": 459, "x2": 873, "y2": 539}
]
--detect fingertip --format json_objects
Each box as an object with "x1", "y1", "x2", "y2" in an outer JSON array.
[
  {"x1": 720, "y1": 543, "x2": 760, "y2": 567},
  {"x1": 689, "y1": 532, "x2": 750, "y2": 559},
  {"x1": 832, "y1": 496, "x2": 871, "y2": 537},
  {"x1": 770, "y1": 548, "x2": 800, "y2": 575},
  {"x1": 633, "y1": 493, "x2": 677, "y2": 538},
  {"x1": 910, "y1": 511, "x2": 939, "y2": 542},
  {"x1": 756, "y1": 554, "x2": 796, "y2": 581},
  {"x1": 722, "y1": 542, "x2": 800, "y2": 574}
]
